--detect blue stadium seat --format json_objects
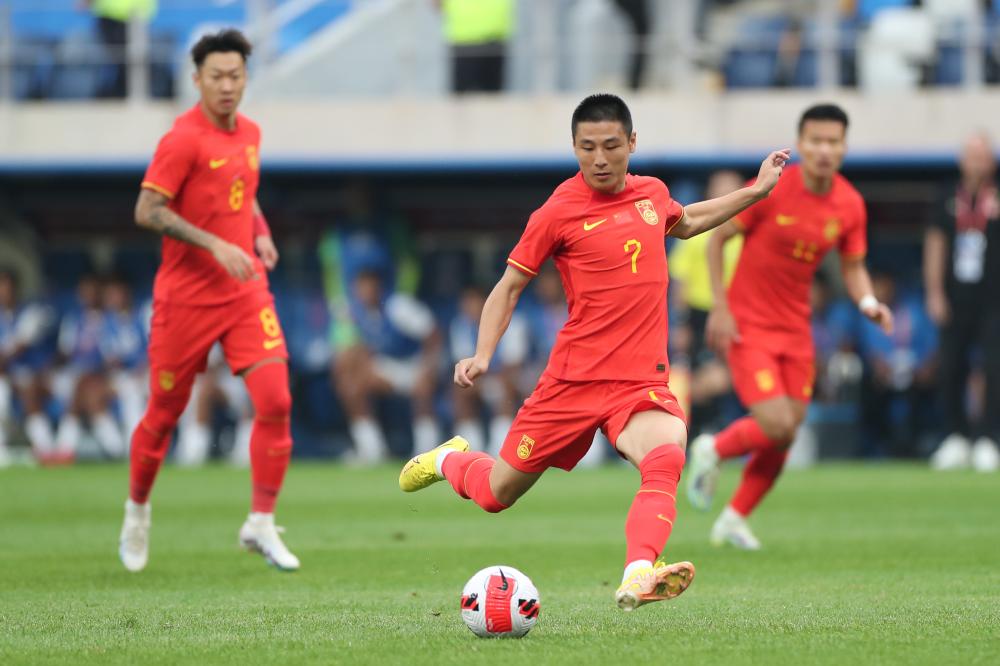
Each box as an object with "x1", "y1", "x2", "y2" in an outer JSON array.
[
  {"x1": 935, "y1": 43, "x2": 964, "y2": 86},
  {"x1": 723, "y1": 16, "x2": 789, "y2": 88}
]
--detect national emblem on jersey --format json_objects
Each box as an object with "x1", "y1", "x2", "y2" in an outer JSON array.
[
  {"x1": 635, "y1": 199, "x2": 658, "y2": 225},
  {"x1": 246, "y1": 145, "x2": 259, "y2": 171},
  {"x1": 158, "y1": 370, "x2": 176, "y2": 391},
  {"x1": 517, "y1": 435, "x2": 536, "y2": 460},
  {"x1": 824, "y1": 217, "x2": 840, "y2": 241},
  {"x1": 754, "y1": 369, "x2": 775, "y2": 393}
]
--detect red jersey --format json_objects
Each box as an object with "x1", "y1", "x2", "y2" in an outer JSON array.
[
  {"x1": 507, "y1": 172, "x2": 685, "y2": 382},
  {"x1": 728, "y1": 164, "x2": 867, "y2": 350},
  {"x1": 142, "y1": 105, "x2": 266, "y2": 305}
]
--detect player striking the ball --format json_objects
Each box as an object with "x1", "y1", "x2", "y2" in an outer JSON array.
[
  {"x1": 118, "y1": 29, "x2": 298, "y2": 572},
  {"x1": 687, "y1": 104, "x2": 893, "y2": 549},
  {"x1": 399, "y1": 94, "x2": 789, "y2": 610}
]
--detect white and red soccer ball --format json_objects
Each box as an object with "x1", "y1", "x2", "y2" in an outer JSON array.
[{"x1": 460, "y1": 565, "x2": 540, "y2": 638}]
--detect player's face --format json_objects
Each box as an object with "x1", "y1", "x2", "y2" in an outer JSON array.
[
  {"x1": 573, "y1": 121, "x2": 636, "y2": 194},
  {"x1": 797, "y1": 120, "x2": 846, "y2": 181},
  {"x1": 194, "y1": 52, "x2": 247, "y2": 117}
]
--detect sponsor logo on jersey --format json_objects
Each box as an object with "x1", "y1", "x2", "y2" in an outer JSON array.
[
  {"x1": 517, "y1": 435, "x2": 535, "y2": 460},
  {"x1": 776, "y1": 214, "x2": 797, "y2": 226},
  {"x1": 209, "y1": 158, "x2": 229, "y2": 169},
  {"x1": 583, "y1": 218, "x2": 607, "y2": 231},
  {"x1": 635, "y1": 199, "x2": 658, "y2": 225}
]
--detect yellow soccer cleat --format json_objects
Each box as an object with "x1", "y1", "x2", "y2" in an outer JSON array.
[
  {"x1": 398, "y1": 436, "x2": 470, "y2": 492},
  {"x1": 615, "y1": 560, "x2": 696, "y2": 611}
]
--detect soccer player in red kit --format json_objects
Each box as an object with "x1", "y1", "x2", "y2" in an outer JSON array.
[
  {"x1": 398, "y1": 94, "x2": 790, "y2": 610},
  {"x1": 686, "y1": 104, "x2": 894, "y2": 550},
  {"x1": 118, "y1": 30, "x2": 299, "y2": 572}
]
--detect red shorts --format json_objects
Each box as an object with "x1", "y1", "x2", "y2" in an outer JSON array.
[
  {"x1": 728, "y1": 339, "x2": 814, "y2": 407},
  {"x1": 499, "y1": 373, "x2": 687, "y2": 473},
  {"x1": 147, "y1": 288, "x2": 287, "y2": 399}
]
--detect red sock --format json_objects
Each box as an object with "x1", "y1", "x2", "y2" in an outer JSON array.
[
  {"x1": 714, "y1": 416, "x2": 778, "y2": 459},
  {"x1": 624, "y1": 444, "x2": 685, "y2": 565},
  {"x1": 245, "y1": 362, "x2": 294, "y2": 514},
  {"x1": 129, "y1": 422, "x2": 172, "y2": 504},
  {"x1": 442, "y1": 451, "x2": 507, "y2": 513},
  {"x1": 729, "y1": 448, "x2": 788, "y2": 516}
]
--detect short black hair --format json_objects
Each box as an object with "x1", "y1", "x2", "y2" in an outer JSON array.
[
  {"x1": 571, "y1": 93, "x2": 633, "y2": 140},
  {"x1": 191, "y1": 29, "x2": 252, "y2": 68},
  {"x1": 798, "y1": 103, "x2": 849, "y2": 135}
]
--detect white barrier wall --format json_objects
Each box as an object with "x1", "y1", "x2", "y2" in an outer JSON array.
[{"x1": 0, "y1": 89, "x2": 995, "y2": 165}]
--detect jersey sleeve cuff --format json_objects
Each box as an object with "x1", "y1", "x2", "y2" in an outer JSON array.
[
  {"x1": 840, "y1": 250, "x2": 867, "y2": 261},
  {"x1": 141, "y1": 181, "x2": 175, "y2": 199},
  {"x1": 506, "y1": 257, "x2": 539, "y2": 276},
  {"x1": 664, "y1": 209, "x2": 686, "y2": 236}
]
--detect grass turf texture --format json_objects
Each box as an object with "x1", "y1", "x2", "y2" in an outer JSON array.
[{"x1": 1, "y1": 463, "x2": 998, "y2": 665}]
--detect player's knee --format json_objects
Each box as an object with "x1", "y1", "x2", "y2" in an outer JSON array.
[
  {"x1": 143, "y1": 392, "x2": 189, "y2": 433},
  {"x1": 760, "y1": 411, "x2": 798, "y2": 444},
  {"x1": 246, "y1": 363, "x2": 292, "y2": 421}
]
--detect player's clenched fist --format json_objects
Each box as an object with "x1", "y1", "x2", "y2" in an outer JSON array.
[
  {"x1": 211, "y1": 239, "x2": 257, "y2": 282},
  {"x1": 752, "y1": 149, "x2": 792, "y2": 198},
  {"x1": 454, "y1": 357, "x2": 489, "y2": 388}
]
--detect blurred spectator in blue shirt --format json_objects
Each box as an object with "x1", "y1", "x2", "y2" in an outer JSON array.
[
  {"x1": 100, "y1": 275, "x2": 147, "y2": 446},
  {"x1": 0, "y1": 268, "x2": 54, "y2": 465},
  {"x1": 449, "y1": 284, "x2": 529, "y2": 456},
  {"x1": 52, "y1": 274, "x2": 125, "y2": 461},
  {"x1": 858, "y1": 270, "x2": 938, "y2": 458},
  {"x1": 332, "y1": 269, "x2": 441, "y2": 463}
]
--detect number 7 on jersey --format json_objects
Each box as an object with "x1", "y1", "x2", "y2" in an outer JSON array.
[{"x1": 624, "y1": 239, "x2": 642, "y2": 274}]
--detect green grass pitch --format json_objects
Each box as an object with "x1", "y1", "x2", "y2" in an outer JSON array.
[{"x1": 1, "y1": 462, "x2": 998, "y2": 665}]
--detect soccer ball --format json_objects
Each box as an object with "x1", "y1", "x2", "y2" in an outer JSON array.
[{"x1": 460, "y1": 565, "x2": 540, "y2": 638}]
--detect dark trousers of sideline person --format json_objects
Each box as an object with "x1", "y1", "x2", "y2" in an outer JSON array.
[
  {"x1": 939, "y1": 295, "x2": 1000, "y2": 441},
  {"x1": 97, "y1": 17, "x2": 127, "y2": 98},
  {"x1": 451, "y1": 43, "x2": 505, "y2": 93}
]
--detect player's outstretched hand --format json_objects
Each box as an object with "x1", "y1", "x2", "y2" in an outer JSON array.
[
  {"x1": 211, "y1": 240, "x2": 257, "y2": 282},
  {"x1": 753, "y1": 149, "x2": 792, "y2": 198},
  {"x1": 255, "y1": 234, "x2": 280, "y2": 271},
  {"x1": 454, "y1": 357, "x2": 488, "y2": 388},
  {"x1": 706, "y1": 305, "x2": 741, "y2": 354},
  {"x1": 862, "y1": 301, "x2": 895, "y2": 335}
]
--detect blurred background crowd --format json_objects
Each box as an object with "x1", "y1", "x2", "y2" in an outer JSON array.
[{"x1": 1, "y1": 0, "x2": 999, "y2": 470}]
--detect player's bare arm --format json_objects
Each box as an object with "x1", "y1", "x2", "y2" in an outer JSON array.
[
  {"x1": 454, "y1": 266, "x2": 532, "y2": 388},
  {"x1": 705, "y1": 220, "x2": 743, "y2": 353},
  {"x1": 670, "y1": 150, "x2": 791, "y2": 239},
  {"x1": 134, "y1": 188, "x2": 256, "y2": 282},
  {"x1": 923, "y1": 225, "x2": 949, "y2": 324},
  {"x1": 253, "y1": 198, "x2": 279, "y2": 270},
  {"x1": 842, "y1": 257, "x2": 894, "y2": 334}
]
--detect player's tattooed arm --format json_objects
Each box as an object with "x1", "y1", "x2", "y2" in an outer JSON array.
[
  {"x1": 671, "y1": 149, "x2": 791, "y2": 239},
  {"x1": 134, "y1": 188, "x2": 257, "y2": 282}
]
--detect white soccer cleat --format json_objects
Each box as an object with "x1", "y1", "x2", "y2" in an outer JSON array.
[
  {"x1": 971, "y1": 437, "x2": 1000, "y2": 473},
  {"x1": 930, "y1": 433, "x2": 971, "y2": 471},
  {"x1": 710, "y1": 506, "x2": 761, "y2": 551},
  {"x1": 239, "y1": 513, "x2": 300, "y2": 571},
  {"x1": 119, "y1": 499, "x2": 151, "y2": 572},
  {"x1": 686, "y1": 433, "x2": 720, "y2": 511}
]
